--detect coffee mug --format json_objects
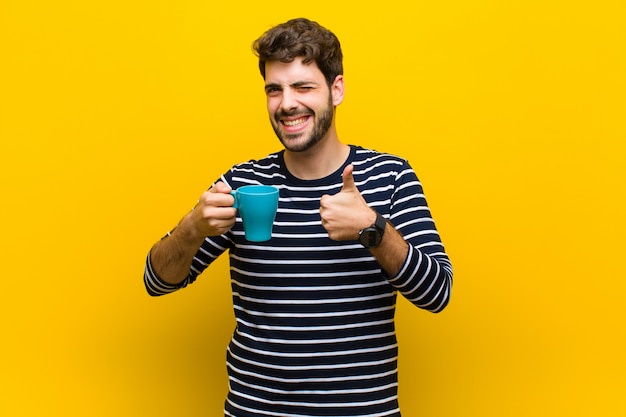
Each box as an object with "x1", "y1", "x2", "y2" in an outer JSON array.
[{"x1": 230, "y1": 185, "x2": 279, "y2": 242}]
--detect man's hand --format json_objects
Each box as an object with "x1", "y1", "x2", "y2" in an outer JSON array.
[
  {"x1": 150, "y1": 182, "x2": 237, "y2": 285},
  {"x1": 189, "y1": 182, "x2": 238, "y2": 238},
  {"x1": 320, "y1": 164, "x2": 376, "y2": 241}
]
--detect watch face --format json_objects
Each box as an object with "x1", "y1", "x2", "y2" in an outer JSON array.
[
  {"x1": 360, "y1": 227, "x2": 382, "y2": 247},
  {"x1": 358, "y1": 212, "x2": 386, "y2": 248}
]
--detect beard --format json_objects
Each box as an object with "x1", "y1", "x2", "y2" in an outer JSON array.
[{"x1": 271, "y1": 93, "x2": 334, "y2": 153}]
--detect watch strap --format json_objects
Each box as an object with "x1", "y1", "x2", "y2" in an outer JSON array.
[{"x1": 374, "y1": 212, "x2": 386, "y2": 236}]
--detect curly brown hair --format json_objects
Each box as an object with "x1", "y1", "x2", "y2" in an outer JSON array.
[{"x1": 252, "y1": 18, "x2": 343, "y2": 87}]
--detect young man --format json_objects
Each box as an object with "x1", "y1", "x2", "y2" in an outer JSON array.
[{"x1": 145, "y1": 17, "x2": 453, "y2": 417}]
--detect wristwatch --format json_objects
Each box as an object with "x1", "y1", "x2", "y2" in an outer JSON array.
[{"x1": 358, "y1": 211, "x2": 386, "y2": 248}]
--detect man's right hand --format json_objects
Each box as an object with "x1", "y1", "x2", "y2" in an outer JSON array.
[
  {"x1": 149, "y1": 181, "x2": 237, "y2": 285},
  {"x1": 188, "y1": 181, "x2": 238, "y2": 238}
]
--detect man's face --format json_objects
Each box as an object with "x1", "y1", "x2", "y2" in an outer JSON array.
[{"x1": 264, "y1": 58, "x2": 340, "y2": 152}]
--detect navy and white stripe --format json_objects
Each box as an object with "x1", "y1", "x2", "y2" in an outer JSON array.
[{"x1": 145, "y1": 145, "x2": 453, "y2": 416}]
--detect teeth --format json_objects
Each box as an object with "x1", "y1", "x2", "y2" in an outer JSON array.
[{"x1": 284, "y1": 117, "x2": 307, "y2": 127}]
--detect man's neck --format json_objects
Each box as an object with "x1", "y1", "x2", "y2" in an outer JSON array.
[{"x1": 284, "y1": 136, "x2": 350, "y2": 180}]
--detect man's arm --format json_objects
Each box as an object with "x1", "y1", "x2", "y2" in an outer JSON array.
[
  {"x1": 149, "y1": 182, "x2": 237, "y2": 285},
  {"x1": 320, "y1": 164, "x2": 452, "y2": 312},
  {"x1": 320, "y1": 164, "x2": 408, "y2": 276},
  {"x1": 368, "y1": 219, "x2": 410, "y2": 277}
]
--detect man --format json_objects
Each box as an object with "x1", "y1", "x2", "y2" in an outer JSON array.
[{"x1": 145, "y1": 17, "x2": 453, "y2": 417}]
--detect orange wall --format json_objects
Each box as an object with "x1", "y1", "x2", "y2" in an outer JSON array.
[{"x1": 1, "y1": 1, "x2": 624, "y2": 416}]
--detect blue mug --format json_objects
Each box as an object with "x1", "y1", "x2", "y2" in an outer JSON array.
[{"x1": 230, "y1": 185, "x2": 279, "y2": 242}]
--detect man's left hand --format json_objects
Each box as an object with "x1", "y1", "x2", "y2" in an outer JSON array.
[{"x1": 320, "y1": 164, "x2": 376, "y2": 241}]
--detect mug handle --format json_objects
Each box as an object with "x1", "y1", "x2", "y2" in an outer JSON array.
[{"x1": 229, "y1": 190, "x2": 239, "y2": 209}]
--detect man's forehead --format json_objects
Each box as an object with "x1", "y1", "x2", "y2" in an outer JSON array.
[{"x1": 264, "y1": 58, "x2": 324, "y2": 83}]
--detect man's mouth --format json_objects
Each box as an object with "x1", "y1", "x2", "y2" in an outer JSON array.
[{"x1": 282, "y1": 116, "x2": 310, "y2": 127}]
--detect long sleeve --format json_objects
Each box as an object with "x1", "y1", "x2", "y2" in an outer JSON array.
[
  {"x1": 143, "y1": 231, "x2": 232, "y2": 296},
  {"x1": 387, "y1": 244, "x2": 453, "y2": 312},
  {"x1": 142, "y1": 146, "x2": 452, "y2": 416},
  {"x1": 379, "y1": 164, "x2": 453, "y2": 313},
  {"x1": 143, "y1": 252, "x2": 190, "y2": 296}
]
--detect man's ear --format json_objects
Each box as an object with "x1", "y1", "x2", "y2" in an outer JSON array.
[{"x1": 331, "y1": 75, "x2": 345, "y2": 106}]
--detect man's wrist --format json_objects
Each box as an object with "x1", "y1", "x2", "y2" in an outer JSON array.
[{"x1": 358, "y1": 211, "x2": 386, "y2": 248}]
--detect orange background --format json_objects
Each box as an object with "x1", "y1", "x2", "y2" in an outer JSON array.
[{"x1": 1, "y1": 1, "x2": 624, "y2": 416}]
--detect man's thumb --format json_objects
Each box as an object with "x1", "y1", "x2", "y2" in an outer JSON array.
[{"x1": 341, "y1": 164, "x2": 356, "y2": 192}]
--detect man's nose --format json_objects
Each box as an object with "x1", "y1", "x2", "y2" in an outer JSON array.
[{"x1": 280, "y1": 89, "x2": 298, "y2": 112}]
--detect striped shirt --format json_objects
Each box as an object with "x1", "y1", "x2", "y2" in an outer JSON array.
[{"x1": 144, "y1": 145, "x2": 453, "y2": 417}]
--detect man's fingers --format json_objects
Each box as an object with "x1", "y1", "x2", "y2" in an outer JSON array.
[
  {"x1": 206, "y1": 181, "x2": 235, "y2": 207},
  {"x1": 209, "y1": 181, "x2": 233, "y2": 194},
  {"x1": 200, "y1": 188, "x2": 235, "y2": 209}
]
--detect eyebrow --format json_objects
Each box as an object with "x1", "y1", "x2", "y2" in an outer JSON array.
[
  {"x1": 264, "y1": 83, "x2": 281, "y2": 91},
  {"x1": 291, "y1": 81, "x2": 317, "y2": 88}
]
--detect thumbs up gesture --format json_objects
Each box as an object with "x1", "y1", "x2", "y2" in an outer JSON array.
[{"x1": 320, "y1": 164, "x2": 377, "y2": 241}]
